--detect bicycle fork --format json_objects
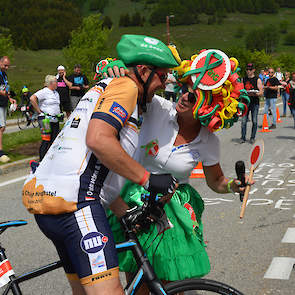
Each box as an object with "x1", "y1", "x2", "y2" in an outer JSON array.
[{"x1": 0, "y1": 244, "x2": 22, "y2": 295}]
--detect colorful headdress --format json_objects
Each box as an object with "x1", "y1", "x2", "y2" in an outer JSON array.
[{"x1": 173, "y1": 49, "x2": 250, "y2": 132}]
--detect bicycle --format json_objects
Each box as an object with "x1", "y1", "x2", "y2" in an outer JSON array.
[
  {"x1": 16, "y1": 104, "x2": 38, "y2": 130},
  {"x1": 0, "y1": 193, "x2": 244, "y2": 295}
]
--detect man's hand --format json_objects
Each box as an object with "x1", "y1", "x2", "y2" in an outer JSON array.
[
  {"x1": 9, "y1": 98, "x2": 17, "y2": 104},
  {"x1": 144, "y1": 173, "x2": 178, "y2": 195}
]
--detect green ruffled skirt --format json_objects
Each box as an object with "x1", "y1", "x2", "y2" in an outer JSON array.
[{"x1": 107, "y1": 182, "x2": 210, "y2": 281}]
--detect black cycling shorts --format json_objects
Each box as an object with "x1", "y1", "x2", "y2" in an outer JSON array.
[{"x1": 34, "y1": 201, "x2": 119, "y2": 286}]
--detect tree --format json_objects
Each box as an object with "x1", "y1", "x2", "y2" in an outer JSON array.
[
  {"x1": 102, "y1": 16, "x2": 113, "y2": 29},
  {"x1": 63, "y1": 14, "x2": 111, "y2": 77},
  {"x1": 284, "y1": 32, "x2": 295, "y2": 46},
  {"x1": 0, "y1": 0, "x2": 82, "y2": 50},
  {"x1": 245, "y1": 25, "x2": 280, "y2": 53},
  {"x1": 0, "y1": 33, "x2": 14, "y2": 58},
  {"x1": 279, "y1": 20, "x2": 289, "y2": 34}
]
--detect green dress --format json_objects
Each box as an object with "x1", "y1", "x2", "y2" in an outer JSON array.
[{"x1": 107, "y1": 181, "x2": 210, "y2": 281}]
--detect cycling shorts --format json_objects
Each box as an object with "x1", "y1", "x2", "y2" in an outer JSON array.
[{"x1": 34, "y1": 201, "x2": 119, "y2": 286}]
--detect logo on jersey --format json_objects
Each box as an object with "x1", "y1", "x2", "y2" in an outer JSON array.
[
  {"x1": 81, "y1": 97, "x2": 93, "y2": 102},
  {"x1": 71, "y1": 116, "x2": 80, "y2": 128},
  {"x1": 80, "y1": 232, "x2": 108, "y2": 254},
  {"x1": 109, "y1": 102, "x2": 128, "y2": 124},
  {"x1": 91, "y1": 85, "x2": 104, "y2": 95},
  {"x1": 91, "y1": 255, "x2": 106, "y2": 269}
]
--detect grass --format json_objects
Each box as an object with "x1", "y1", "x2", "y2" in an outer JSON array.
[
  {"x1": 2, "y1": 127, "x2": 41, "y2": 163},
  {"x1": 8, "y1": 49, "x2": 66, "y2": 95}
]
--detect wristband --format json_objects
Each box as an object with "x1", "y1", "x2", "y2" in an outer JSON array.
[
  {"x1": 139, "y1": 170, "x2": 150, "y2": 186},
  {"x1": 227, "y1": 179, "x2": 235, "y2": 194}
]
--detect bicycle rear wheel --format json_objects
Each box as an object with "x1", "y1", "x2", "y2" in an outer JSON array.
[
  {"x1": 17, "y1": 112, "x2": 28, "y2": 130},
  {"x1": 165, "y1": 278, "x2": 244, "y2": 295}
]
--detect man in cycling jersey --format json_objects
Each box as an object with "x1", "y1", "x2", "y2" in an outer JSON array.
[{"x1": 22, "y1": 35, "x2": 179, "y2": 295}]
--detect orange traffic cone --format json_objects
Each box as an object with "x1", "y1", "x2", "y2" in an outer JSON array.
[
  {"x1": 259, "y1": 114, "x2": 272, "y2": 132},
  {"x1": 276, "y1": 107, "x2": 282, "y2": 123},
  {"x1": 190, "y1": 162, "x2": 205, "y2": 178}
]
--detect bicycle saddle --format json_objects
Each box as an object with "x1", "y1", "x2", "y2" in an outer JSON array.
[{"x1": 0, "y1": 220, "x2": 27, "y2": 234}]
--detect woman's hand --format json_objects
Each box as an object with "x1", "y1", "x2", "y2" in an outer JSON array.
[{"x1": 230, "y1": 176, "x2": 255, "y2": 194}]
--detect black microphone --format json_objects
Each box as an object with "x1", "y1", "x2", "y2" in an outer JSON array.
[{"x1": 235, "y1": 161, "x2": 246, "y2": 202}]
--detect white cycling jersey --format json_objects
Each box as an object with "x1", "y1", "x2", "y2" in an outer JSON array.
[{"x1": 22, "y1": 77, "x2": 139, "y2": 215}]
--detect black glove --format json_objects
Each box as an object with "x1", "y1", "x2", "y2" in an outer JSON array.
[
  {"x1": 120, "y1": 206, "x2": 152, "y2": 232},
  {"x1": 144, "y1": 173, "x2": 178, "y2": 195}
]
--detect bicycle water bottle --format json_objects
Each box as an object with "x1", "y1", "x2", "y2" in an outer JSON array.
[{"x1": 39, "y1": 115, "x2": 51, "y2": 134}]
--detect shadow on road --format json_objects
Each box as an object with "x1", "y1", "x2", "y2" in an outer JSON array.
[{"x1": 276, "y1": 135, "x2": 295, "y2": 141}]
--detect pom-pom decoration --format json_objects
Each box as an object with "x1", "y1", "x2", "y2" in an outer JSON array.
[{"x1": 173, "y1": 49, "x2": 250, "y2": 132}]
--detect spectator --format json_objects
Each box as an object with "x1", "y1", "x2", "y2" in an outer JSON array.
[
  {"x1": 164, "y1": 70, "x2": 177, "y2": 102},
  {"x1": 30, "y1": 75, "x2": 61, "y2": 161},
  {"x1": 240, "y1": 63, "x2": 263, "y2": 144},
  {"x1": 259, "y1": 70, "x2": 266, "y2": 84},
  {"x1": 0, "y1": 56, "x2": 17, "y2": 163},
  {"x1": 275, "y1": 67, "x2": 283, "y2": 82},
  {"x1": 281, "y1": 72, "x2": 290, "y2": 117},
  {"x1": 67, "y1": 64, "x2": 89, "y2": 110},
  {"x1": 56, "y1": 65, "x2": 72, "y2": 118},
  {"x1": 287, "y1": 72, "x2": 295, "y2": 128},
  {"x1": 264, "y1": 68, "x2": 280, "y2": 129}
]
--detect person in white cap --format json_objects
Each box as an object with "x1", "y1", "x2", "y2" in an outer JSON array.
[{"x1": 56, "y1": 65, "x2": 72, "y2": 117}]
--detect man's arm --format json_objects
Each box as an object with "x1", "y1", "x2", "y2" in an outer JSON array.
[
  {"x1": 63, "y1": 73, "x2": 73, "y2": 88},
  {"x1": 86, "y1": 119, "x2": 147, "y2": 185},
  {"x1": 257, "y1": 78, "x2": 264, "y2": 96}
]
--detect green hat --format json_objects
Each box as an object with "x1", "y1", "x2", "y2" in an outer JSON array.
[
  {"x1": 116, "y1": 35, "x2": 179, "y2": 68},
  {"x1": 22, "y1": 87, "x2": 29, "y2": 93}
]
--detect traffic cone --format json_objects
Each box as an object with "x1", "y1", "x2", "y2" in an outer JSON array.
[
  {"x1": 190, "y1": 162, "x2": 205, "y2": 178},
  {"x1": 259, "y1": 114, "x2": 272, "y2": 132},
  {"x1": 276, "y1": 107, "x2": 282, "y2": 123}
]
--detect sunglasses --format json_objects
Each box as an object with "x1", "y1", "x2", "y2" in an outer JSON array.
[
  {"x1": 181, "y1": 86, "x2": 196, "y2": 104},
  {"x1": 154, "y1": 69, "x2": 168, "y2": 83}
]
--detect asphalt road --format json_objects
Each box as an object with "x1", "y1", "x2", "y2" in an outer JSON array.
[{"x1": 0, "y1": 104, "x2": 294, "y2": 294}]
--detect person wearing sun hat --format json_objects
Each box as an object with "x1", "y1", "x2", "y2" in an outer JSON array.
[{"x1": 106, "y1": 49, "x2": 253, "y2": 293}]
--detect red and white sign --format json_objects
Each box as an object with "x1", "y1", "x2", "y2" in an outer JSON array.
[
  {"x1": 249, "y1": 139, "x2": 264, "y2": 169},
  {"x1": 0, "y1": 259, "x2": 15, "y2": 287},
  {"x1": 190, "y1": 49, "x2": 231, "y2": 91}
]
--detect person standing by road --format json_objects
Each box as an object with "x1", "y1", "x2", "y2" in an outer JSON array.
[
  {"x1": 67, "y1": 64, "x2": 89, "y2": 111},
  {"x1": 287, "y1": 72, "x2": 295, "y2": 128},
  {"x1": 0, "y1": 56, "x2": 17, "y2": 163},
  {"x1": 30, "y1": 75, "x2": 61, "y2": 161},
  {"x1": 281, "y1": 72, "x2": 290, "y2": 117},
  {"x1": 264, "y1": 68, "x2": 280, "y2": 129},
  {"x1": 240, "y1": 63, "x2": 263, "y2": 144},
  {"x1": 56, "y1": 65, "x2": 72, "y2": 118},
  {"x1": 164, "y1": 69, "x2": 177, "y2": 102}
]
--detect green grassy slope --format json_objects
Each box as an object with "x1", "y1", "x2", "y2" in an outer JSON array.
[{"x1": 6, "y1": 4, "x2": 295, "y2": 94}]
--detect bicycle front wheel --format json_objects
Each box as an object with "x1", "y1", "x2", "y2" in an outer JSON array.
[
  {"x1": 17, "y1": 112, "x2": 28, "y2": 130},
  {"x1": 165, "y1": 278, "x2": 244, "y2": 295}
]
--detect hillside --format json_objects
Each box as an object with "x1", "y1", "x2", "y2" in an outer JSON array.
[{"x1": 6, "y1": 2, "x2": 295, "y2": 95}]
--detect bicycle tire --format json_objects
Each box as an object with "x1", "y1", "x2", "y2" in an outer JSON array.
[
  {"x1": 17, "y1": 112, "x2": 28, "y2": 130},
  {"x1": 31, "y1": 117, "x2": 39, "y2": 128},
  {"x1": 165, "y1": 278, "x2": 244, "y2": 295}
]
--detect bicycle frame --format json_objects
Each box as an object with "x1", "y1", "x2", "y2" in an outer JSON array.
[{"x1": 1, "y1": 225, "x2": 167, "y2": 295}]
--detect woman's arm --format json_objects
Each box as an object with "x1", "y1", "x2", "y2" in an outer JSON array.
[
  {"x1": 203, "y1": 163, "x2": 246, "y2": 194},
  {"x1": 30, "y1": 94, "x2": 42, "y2": 114}
]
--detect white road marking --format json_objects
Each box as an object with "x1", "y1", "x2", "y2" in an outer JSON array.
[
  {"x1": 282, "y1": 228, "x2": 295, "y2": 243},
  {"x1": 264, "y1": 257, "x2": 295, "y2": 280},
  {"x1": 0, "y1": 176, "x2": 27, "y2": 187}
]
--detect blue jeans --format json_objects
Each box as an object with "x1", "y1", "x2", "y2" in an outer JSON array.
[
  {"x1": 263, "y1": 98, "x2": 277, "y2": 125},
  {"x1": 241, "y1": 103, "x2": 259, "y2": 140},
  {"x1": 282, "y1": 91, "x2": 289, "y2": 115},
  {"x1": 291, "y1": 108, "x2": 295, "y2": 128}
]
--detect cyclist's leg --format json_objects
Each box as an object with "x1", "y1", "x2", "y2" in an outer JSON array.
[{"x1": 63, "y1": 203, "x2": 124, "y2": 295}]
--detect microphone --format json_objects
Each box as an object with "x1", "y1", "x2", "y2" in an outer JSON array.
[{"x1": 235, "y1": 161, "x2": 246, "y2": 202}]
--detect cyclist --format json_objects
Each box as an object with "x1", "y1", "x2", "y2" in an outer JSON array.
[{"x1": 22, "y1": 35, "x2": 179, "y2": 295}]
